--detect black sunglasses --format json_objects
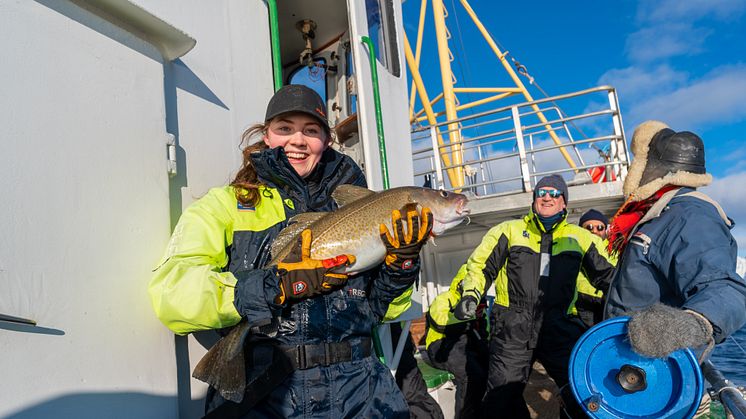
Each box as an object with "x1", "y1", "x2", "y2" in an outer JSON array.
[
  {"x1": 536, "y1": 189, "x2": 563, "y2": 198},
  {"x1": 584, "y1": 224, "x2": 606, "y2": 232}
]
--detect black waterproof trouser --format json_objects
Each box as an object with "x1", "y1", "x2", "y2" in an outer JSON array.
[
  {"x1": 481, "y1": 306, "x2": 587, "y2": 419},
  {"x1": 575, "y1": 293, "x2": 604, "y2": 329},
  {"x1": 426, "y1": 330, "x2": 489, "y2": 419},
  {"x1": 390, "y1": 322, "x2": 445, "y2": 419}
]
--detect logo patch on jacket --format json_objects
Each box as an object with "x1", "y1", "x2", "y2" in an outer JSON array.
[
  {"x1": 523, "y1": 230, "x2": 529, "y2": 238},
  {"x1": 292, "y1": 281, "x2": 307, "y2": 295},
  {"x1": 348, "y1": 288, "x2": 366, "y2": 298},
  {"x1": 237, "y1": 202, "x2": 255, "y2": 211}
]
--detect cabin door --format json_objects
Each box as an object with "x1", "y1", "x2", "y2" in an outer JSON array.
[{"x1": 0, "y1": 2, "x2": 176, "y2": 417}]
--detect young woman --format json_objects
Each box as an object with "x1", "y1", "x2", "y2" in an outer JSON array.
[{"x1": 149, "y1": 85, "x2": 430, "y2": 417}]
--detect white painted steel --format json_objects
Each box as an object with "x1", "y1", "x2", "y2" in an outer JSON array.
[
  {"x1": 512, "y1": 106, "x2": 532, "y2": 193},
  {"x1": 346, "y1": 0, "x2": 415, "y2": 190},
  {"x1": 1, "y1": 1, "x2": 273, "y2": 418}
]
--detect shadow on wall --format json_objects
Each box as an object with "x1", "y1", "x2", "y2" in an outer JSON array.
[
  {"x1": 3, "y1": 392, "x2": 176, "y2": 419},
  {"x1": 174, "y1": 331, "x2": 222, "y2": 419}
]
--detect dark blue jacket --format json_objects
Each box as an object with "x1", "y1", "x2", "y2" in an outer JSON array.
[
  {"x1": 605, "y1": 188, "x2": 746, "y2": 343},
  {"x1": 225, "y1": 147, "x2": 412, "y2": 417}
]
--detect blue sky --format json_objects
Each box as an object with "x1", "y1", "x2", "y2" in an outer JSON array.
[{"x1": 402, "y1": 0, "x2": 746, "y2": 254}]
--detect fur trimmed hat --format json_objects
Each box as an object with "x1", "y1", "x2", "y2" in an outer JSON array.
[{"x1": 623, "y1": 121, "x2": 712, "y2": 202}]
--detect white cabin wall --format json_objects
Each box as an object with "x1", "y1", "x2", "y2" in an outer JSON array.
[
  {"x1": 1, "y1": 1, "x2": 274, "y2": 418},
  {"x1": 0, "y1": 1, "x2": 176, "y2": 417},
  {"x1": 347, "y1": 0, "x2": 415, "y2": 190},
  {"x1": 136, "y1": 0, "x2": 275, "y2": 201},
  {"x1": 132, "y1": 1, "x2": 277, "y2": 417}
]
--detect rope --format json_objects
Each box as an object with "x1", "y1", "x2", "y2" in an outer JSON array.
[
  {"x1": 727, "y1": 333, "x2": 746, "y2": 357},
  {"x1": 510, "y1": 57, "x2": 591, "y2": 141}
]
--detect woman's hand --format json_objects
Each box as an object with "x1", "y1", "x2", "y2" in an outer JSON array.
[
  {"x1": 379, "y1": 207, "x2": 433, "y2": 275},
  {"x1": 275, "y1": 229, "x2": 355, "y2": 304}
]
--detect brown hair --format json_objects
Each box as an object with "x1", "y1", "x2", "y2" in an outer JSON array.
[{"x1": 230, "y1": 123, "x2": 269, "y2": 207}]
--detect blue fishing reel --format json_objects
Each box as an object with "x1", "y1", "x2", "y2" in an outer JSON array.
[{"x1": 569, "y1": 317, "x2": 704, "y2": 418}]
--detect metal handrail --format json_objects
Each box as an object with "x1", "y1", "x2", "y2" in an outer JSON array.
[
  {"x1": 416, "y1": 85, "x2": 619, "y2": 130},
  {"x1": 702, "y1": 360, "x2": 746, "y2": 419},
  {"x1": 410, "y1": 86, "x2": 629, "y2": 194}
]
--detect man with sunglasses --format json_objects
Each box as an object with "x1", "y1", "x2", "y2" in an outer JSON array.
[
  {"x1": 453, "y1": 174, "x2": 615, "y2": 418},
  {"x1": 579, "y1": 209, "x2": 608, "y2": 240},
  {"x1": 571, "y1": 209, "x2": 615, "y2": 328}
]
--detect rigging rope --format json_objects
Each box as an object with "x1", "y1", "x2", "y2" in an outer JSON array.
[{"x1": 510, "y1": 56, "x2": 592, "y2": 142}]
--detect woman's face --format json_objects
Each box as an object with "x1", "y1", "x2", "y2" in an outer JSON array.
[{"x1": 263, "y1": 112, "x2": 330, "y2": 178}]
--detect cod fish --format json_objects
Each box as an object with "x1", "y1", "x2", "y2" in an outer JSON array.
[{"x1": 193, "y1": 185, "x2": 470, "y2": 403}]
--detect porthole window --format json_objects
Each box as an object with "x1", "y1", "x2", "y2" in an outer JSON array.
[{"x1": 288, "y1": 58, "x2": 328, "y2": 102}]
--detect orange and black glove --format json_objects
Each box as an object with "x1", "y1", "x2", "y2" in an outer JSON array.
[
  {"x1": 379, "y1": 207, "x2": 433, "y2": 275},
  {"x1": 275, "y1": 229, "x2": 355, "y2": 305}
]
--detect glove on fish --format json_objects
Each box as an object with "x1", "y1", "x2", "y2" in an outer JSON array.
[
  {"x1": 627, "y1": 303, "x2": 713, "y2": 358},
  {"x1": 275, "y1": 229, "x2": 355, "y2": 304},
  {"x1": 380, "y1": 206, "x2": 433, "y2": 276},
  {"x1": 453, "y1": 295, "x2": 478, "y2": 321}
]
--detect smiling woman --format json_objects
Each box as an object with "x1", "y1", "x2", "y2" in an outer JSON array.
[
  {"x1": 148, "y1": 83, "x2": 432, "y2": 418},
  {"x1": 263, "y1": 113, "x2": 330, "y2": 178}
]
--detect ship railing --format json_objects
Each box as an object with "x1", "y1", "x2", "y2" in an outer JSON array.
[
  {"x1": 411, "y1": 86, "x2": 630, "y2": 196},
  {"x1": 702, "y1": 360, "x2": 746, "y2": 419}
]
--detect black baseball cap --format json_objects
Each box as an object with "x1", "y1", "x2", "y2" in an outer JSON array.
[{"x1": 264, "y1": 84, "x2": 329, "y2": 132}]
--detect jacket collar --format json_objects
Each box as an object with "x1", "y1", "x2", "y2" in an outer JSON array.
[
  {"x1": 250, "y1": 147, "x2": 360, "y2": 213},
  {"x1": 525, "y1": 207, "x2": 568, "y2": 234}
]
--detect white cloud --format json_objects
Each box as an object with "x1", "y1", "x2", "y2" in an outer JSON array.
[
  {"x1": 701, "y1": 171, "x2": 746, "y2": 256},
  {"x1": 636, "y1": 0, "x2": 746, "y2": 24},
  {"x1": 599, "y1": 64, "x2": 746, "y2": 130},
  {"x1": 624, "y1": 65, "x2": 746, "y2": 129},
  {"x1": 624, "y1": 24, "x2": 711, "y2": 63},
  {"x1": 598, "y1": 64, "x2": 688, "y2": 102}
]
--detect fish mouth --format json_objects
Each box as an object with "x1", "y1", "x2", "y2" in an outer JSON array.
[{"x1": 456, "y1": 196, "x2": 471, "y2": 215}]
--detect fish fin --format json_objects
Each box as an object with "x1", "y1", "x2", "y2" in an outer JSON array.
[
  {"x1": 269, "y1": 213, "x2": 328, "y2": 261},
  {"x1": 289, "y1": 212, "x2": 328, "y2": 226},
  {"x1": 332, "y1": 184, "x2": 375, "y2": 207},
  {"x1": 192, "y1": 320, "x2": 252, "y2": 403}
]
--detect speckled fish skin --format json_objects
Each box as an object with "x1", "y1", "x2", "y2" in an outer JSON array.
[
  {"x1": 273, "y1": 186, "x2": 471, "y2": 272},
  {"x1": 193, "y1": 186, "x2": 470, "y2": 403}
]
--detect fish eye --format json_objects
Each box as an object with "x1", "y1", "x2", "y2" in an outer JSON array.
[{"x1": 439, "y1": 190, "x2": 449, "y2": 198}]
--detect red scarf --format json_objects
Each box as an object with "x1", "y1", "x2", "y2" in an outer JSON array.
[{"x1": 607, "y1": 185, "x2": 678, "y2": 256}]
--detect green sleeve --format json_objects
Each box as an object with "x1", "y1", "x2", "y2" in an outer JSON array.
[
  {"x1": 148, "y1": 188, "x2": 242, "y2": 335},
  {"x1": 580, "y1": 234, "x2": 616, "y2": 295},
  {"x1": 383, "y1": 286, "x2": 414, "y2": 322},
  {"x1": 462, "y1": 224, "x2": 509, "y2": 300},
  {"x1": 428, "y1": 265, "x2": 468, "y2": 329}
]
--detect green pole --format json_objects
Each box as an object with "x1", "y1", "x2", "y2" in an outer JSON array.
[
  {"x1": 266, "y1": 0, "x2": 283, "y2": 91},
  {"x1": 360, "y1": 36, "x2": 390, "y2": 189}
]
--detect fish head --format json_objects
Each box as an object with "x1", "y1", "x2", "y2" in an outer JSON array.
[{"x1": 408, "y1": 188, "x2": 470, "y2": 236}]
